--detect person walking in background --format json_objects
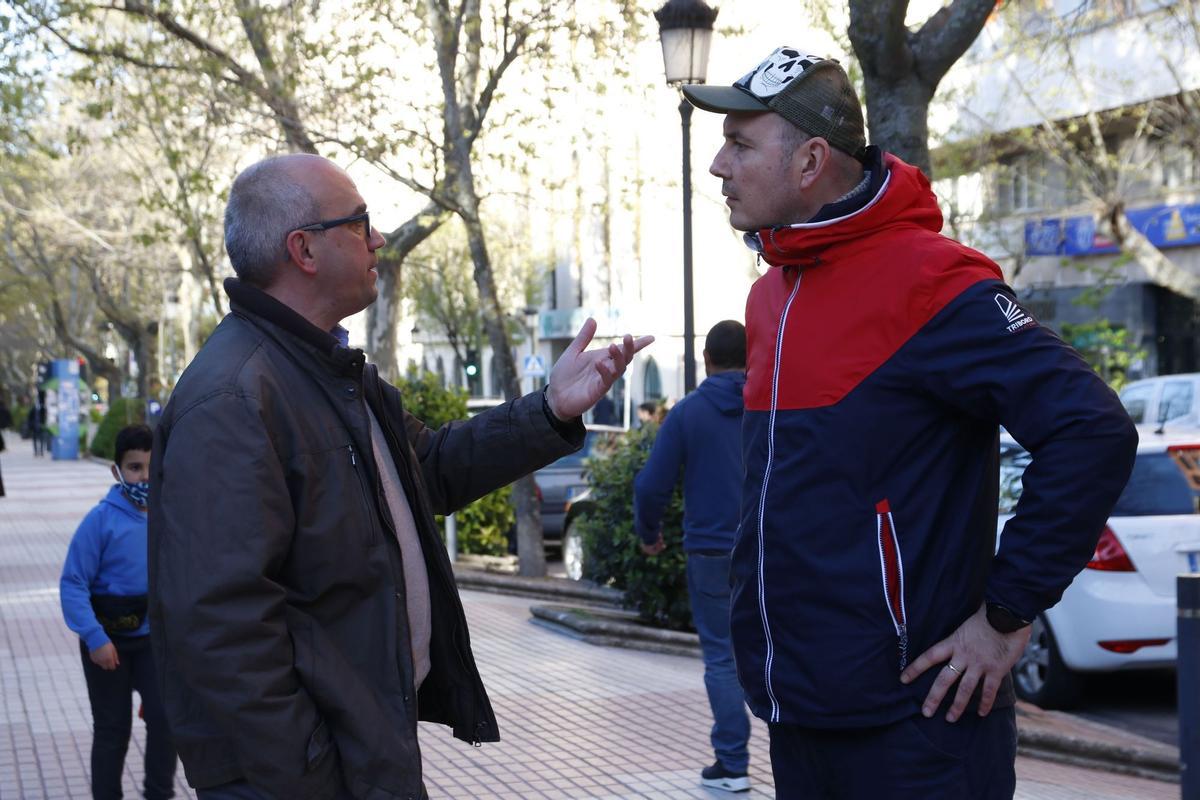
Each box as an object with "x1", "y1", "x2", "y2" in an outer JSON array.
[
  {"x1": 29, "y1": 390, "x2": 47, "y2": 457},
  {"x1": 634, "y1": 320, "x2": 751, "y2": 793},
  {"x1": 636, "y1": 400, "x2": 664, "y2": 428},
  {"x1": 683, "y1": 45, "x2": 1137, "y2": 798},
  {"x1": 61, "y1": 424, "x2": 177, "y2": 800},
  {"x1": 0, "y1": 395, "x2": 11, "y2": 497}
]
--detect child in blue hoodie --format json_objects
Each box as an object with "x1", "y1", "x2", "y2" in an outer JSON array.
[{"x1": 61, "y1": 424, "x2": 176, "y2": 800}]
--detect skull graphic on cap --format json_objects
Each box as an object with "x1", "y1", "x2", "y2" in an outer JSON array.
[{"x1": 741, "y1": 47, "x2": 825, "y2": 99}]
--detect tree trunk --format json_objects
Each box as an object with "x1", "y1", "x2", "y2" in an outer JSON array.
[
  {"x1": 368, "y1": 253, "x2": 405, "y2": 381},
  {"x1": 364, "y1": 201, "x2": 448, "y2": 376},
  {"x1": 1101, "y1": 204, "x2": 1200, "y2": 300},
  {"x1": 860, "y1": 73, "x2": 935, "y2": 176},
  {"x1": 848, "y1": 0, "x2": 995, "y2": 179},
  {"x1": 461, "y1": 208, "x2": 545, "y2": 577}
]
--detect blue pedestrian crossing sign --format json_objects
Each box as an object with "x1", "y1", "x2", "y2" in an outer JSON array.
[{"x1": 523, "y1": 354, "x2": 546, "y2": 378}]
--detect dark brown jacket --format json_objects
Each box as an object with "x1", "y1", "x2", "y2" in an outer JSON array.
[{"x1": 148, "y1": 280, "x2": 581, "y2": 799}]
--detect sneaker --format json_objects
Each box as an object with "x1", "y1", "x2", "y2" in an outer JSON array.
[{"x1": 700, "y1": 761, "x2": 751, "y2": 793}]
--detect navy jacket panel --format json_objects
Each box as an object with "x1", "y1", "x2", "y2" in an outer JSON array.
[{"x1": 733, "y1": 278, "x2": 1136, "y2": 729}]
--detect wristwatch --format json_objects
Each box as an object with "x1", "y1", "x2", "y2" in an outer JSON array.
[{"x1": 985, "y1": 602, "x2": 1032, "y2": 634}]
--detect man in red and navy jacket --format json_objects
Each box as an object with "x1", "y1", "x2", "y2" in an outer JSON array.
[{"x1": 683, "y1": 46, "x2": 1137, "y2": 799}]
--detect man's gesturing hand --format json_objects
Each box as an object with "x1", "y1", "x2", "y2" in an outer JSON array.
[
  {"x1": 899, "y1": 603, "x2": 1031, "y2": 722},
  {"x1": 545, "y1": 318, "x2": 654, "y2": 421}
]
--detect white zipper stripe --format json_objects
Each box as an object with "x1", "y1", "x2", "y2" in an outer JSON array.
[
  {"x1": 890, "y1": 512, "x2": 907, "y2": 628},
  {"x1": 755, "y1": 273, "x2": 802, "y2": 723},
  {"x1": 876, "y1": 514, "x2": 901, "y2": 635},
  {"x1": 875, "y1": 511, "x2": 907, "y2": 634}
]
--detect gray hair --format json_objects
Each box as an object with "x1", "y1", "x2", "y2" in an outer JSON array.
[{"x1": 223, "y1": 156, "x2": 322, "y2": 287}]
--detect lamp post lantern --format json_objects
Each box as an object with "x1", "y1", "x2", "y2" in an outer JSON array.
[{"x1": 655, "y1": 0, "x2": 717, "y2": 395}]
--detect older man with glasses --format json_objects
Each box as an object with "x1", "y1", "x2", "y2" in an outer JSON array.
[{"x1": 148, "y1": 153, "x2": 653, "y2": 800}]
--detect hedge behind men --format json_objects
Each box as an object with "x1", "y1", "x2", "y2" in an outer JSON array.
[
  {"x1": 634, "y1": 320, "x2": 750, "y2": 792},
  {"x1": 685, "y1": 47, "x2": 1137, "y2": 798},
  {"x1": 149, "y1": 153, "x2": 650, "y2": 799}
]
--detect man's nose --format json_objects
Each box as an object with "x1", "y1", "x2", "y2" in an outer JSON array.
[
  {"x1": 710, "y1": 146, "x2": 729, "y2": 179},
  {"x1": 369, "y1": 227, "x2": 387, "y2": 251}
]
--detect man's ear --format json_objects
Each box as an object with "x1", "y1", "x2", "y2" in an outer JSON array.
[
  {"x1": 284, "y1": 230, "x2": 319, "y2": 277},
  {"x1": 110, "y1": 463, "x2": 121, "y2": 483},
  {"x1": 795, "y1": 137, "x2": 833, "y2": 191}
]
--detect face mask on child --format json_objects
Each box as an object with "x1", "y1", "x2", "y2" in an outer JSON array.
[{"x1": 115, "y1": 469, "x2": 150, "y2": 508}]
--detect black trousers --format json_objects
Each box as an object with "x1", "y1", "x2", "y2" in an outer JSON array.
[
  {"x1": 768, "y1": 706, "x2": 1017, "y2": 800},
  {"x1": 79, "y1": 636, "x2": 177, "y2": 800}
]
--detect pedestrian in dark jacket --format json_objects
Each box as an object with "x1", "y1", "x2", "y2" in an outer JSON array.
[
  {"x1": 634, "y1": 320, "x2": 751, "y2": 793},
  {"x1": 149, "y1": 153, "x2": 653, "y2": 800},
  {"x1": 0, "y1": 396, "x2": 10, "y2": 497},
  {"x1": 684, "y1": 46, "x2": 1138, "y2": 799},
  {"x1": 61, "y1": 424, "x2": 177, "y2": 800}
]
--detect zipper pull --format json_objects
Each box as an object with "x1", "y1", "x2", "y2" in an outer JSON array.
[{"x1": 348, "y1": 444, "x2": 357, "y2": 466}]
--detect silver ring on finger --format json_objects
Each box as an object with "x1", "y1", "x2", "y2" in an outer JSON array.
[{"x1": 946, "y1": 662, "x2": 962, "y2": 675}]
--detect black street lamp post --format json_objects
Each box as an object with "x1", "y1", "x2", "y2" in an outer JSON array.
[{"x1": 655, "y1": 0, "x2": 718, "y2": 395}]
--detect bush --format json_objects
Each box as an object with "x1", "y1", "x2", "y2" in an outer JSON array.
[
  {"x1": 394, "y1": 369, "x2": 467, "y2": 429},
  {"x1": 89, "y1": 398, "x2": 146, "y2": 461},
  {"x1": 393, "y1": 370, "x2": 509, "y2": 557},
  {"x1": 575, "y1": 423, "x2": 691, "y2": 630},
  {"x1": 450, "y1": 485, "x2": 514, "y2": 556},
  {"x1": 12, "y1": 405, "x2": 30, "y2": 436}
]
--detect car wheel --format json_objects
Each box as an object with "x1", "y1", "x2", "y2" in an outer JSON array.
[
  {"x1": 562, "y1": 521, "x2": 584, "y2": 581},
  {"x1": 1012, "y1": 615, "x2": 1082, "y2": 709}
]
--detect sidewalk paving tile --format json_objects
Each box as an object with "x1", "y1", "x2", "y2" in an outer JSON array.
[{"x1": 0, "y1": 433, "x2": 1179, "y2": 799}]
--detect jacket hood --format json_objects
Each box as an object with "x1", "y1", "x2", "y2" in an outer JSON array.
[
  {"x1": 101, "y1": 484, "x2": 147, "y2": 521},
  {"x1": 696, "y1": 370, "x2": 747, "y2": 417},
  {"x1": 747, "y1": 154, "x2": 943, "y2": 268}
]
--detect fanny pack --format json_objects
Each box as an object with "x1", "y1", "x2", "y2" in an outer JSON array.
[{"x1": 90, "y1": 594, "x2": 148, "y2": 636}]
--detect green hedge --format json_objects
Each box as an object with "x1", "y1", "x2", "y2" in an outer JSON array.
[
  {"x1": 89, "y1": 398, "x2": 146, "y2": 461},
  {"x1": 575, "y1": 423, "x2": 691, "y2": 630},
  {"x1": 393, "y1": 370, "x2": 511, "y2": 557}
]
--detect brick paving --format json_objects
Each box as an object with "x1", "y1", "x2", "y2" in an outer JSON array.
[{"x1": 0, "y1": 432, "x2": 1178, "y2": 799}]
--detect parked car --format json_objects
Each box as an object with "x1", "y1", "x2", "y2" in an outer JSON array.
[
  {"x1": 532, "y1": 425, "x2": 625, "y2": 560},
  {"x1": 1119, "y1": 373, "x2": 1200, "y2": 427},
  {"x1": 999, "y1": 426, "x2": 1200, "y2": 707},
  {"x1": 560, "y1": 486, "x2": 595, "y2": 580}
]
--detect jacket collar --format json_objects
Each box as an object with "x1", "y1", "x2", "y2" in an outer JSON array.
[
  {"x1": 744, "y1": 152, "x2": 942, "y2": 269},
  {"x1": 224, "y1": 278, "x2": 365, "y2": 377}
]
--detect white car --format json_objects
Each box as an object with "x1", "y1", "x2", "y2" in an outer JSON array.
[
  {"x1": 1000, "y1": 425, "x2": 1200, "y2": 708},
  {"x1": 1119, "y1": 373, "x2": 1200, "y2": 427}
]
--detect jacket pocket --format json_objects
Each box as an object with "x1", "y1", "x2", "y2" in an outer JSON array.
[
  {"x1": 305, "y1": 717, "x2": 333, "y2": 772},
  {"x1": 875, "y1": 499, "x2": 909, "y2": 670},
  {"x1": 345, "y1": 443, "x2": 382, "y2": 548}
]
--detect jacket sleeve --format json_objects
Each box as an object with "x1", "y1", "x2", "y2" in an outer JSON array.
[
  {"x1": 397, "y1": 387, "x2": 585, "y2": 515},
  {"x1": 60, "y1": 506, "x2": 110, "y2": 651},
  {"x1": 633, "y1": 405, "x2": 687, "y2": 545},
  {"x1": 909, "y1": 281, "x2": 1138, "y2": 621},
  {"x1": 149, "y1": 389, "x2": 334, "y2": 798}
]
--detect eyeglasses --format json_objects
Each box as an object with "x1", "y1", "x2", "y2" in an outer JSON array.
[{"x1": 295, "y1": 211, "x2": 372, "y2": 242}]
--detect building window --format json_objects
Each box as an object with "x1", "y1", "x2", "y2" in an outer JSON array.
[
  {"x1": 436, "y1": 356, "x2": 446, "y2": 388},
  {"x1": 643, "y1": 358, "x2": 663, "y2": 401},
  {"x1": 1161, "y1": 143, "x2": 1198, "y2": 190},
  {"x1": 994, "y1": 156, "x2": 1051, "y2": 215}
]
